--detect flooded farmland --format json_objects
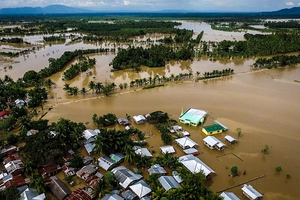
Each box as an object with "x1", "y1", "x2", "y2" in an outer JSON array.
[{"x1": 1, "y1": 21, "x2": 300, "y2": 200}]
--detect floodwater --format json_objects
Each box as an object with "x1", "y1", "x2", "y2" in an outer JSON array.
[
  {"x1": 1, "y1": 20, "x2": 300, "y2": 199},
  {"x1": 43, "y1": 66, "x2": 300, "y2": 200},
  {"x1": 176, "y1": 21, "x2": 268, "y2": 41}
]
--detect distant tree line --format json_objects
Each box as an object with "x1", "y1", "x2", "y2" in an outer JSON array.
[
  {"x1": 253, "y1": 54, "x2": 300, "y2": 69},
  {"x1": 110, "y1": 44, "x2": 194, "y2": 71},
  {"x1": 264, "y1": 21, "x2": 300, "y2": 29}
]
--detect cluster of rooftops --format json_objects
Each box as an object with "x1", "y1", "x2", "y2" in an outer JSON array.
[{"x1": 0, "y1": 107, "x2": 264, "y2": 200}]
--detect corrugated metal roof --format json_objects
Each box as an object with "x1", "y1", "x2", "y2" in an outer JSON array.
[
  {"x1": 158, "y1": 176, "x2": 181, "y2": 191},
  {"x1": 160, "y1": 145, "x2": 175, "y2": 154},
  {"x1": 98, "y1": 156, "x2": 116, "y2": 171},
  {"x1": 148, "y1": 164, "x2": 167, "y2": 175},
  {"x1": 175, "y1": 137, "x2": 198, "y2": 149},
  {"x1": 178, "y1": 155, "x2": 215, "y2": 177},
  {"x1": 121, "y1": 190, "x2": 137, "y2": 200},
  {"x1": 129, "y1": 180, "x2": 151, "y2": 198},
  {"x1": 220, "y1": 192, "x2": 240, "y2": 200},
  {"x1": 111, "y1": 166, "x2": 143, "y2": 188},
  {"x1": 102, "y1": 193, "x2": 124, "y2": 200},
  {"x1": 242, "y1": 184, "x2": 263, "y2": 199},
  {"x1": 225, "y1": 135, "x2": 236, "y2": 143}
]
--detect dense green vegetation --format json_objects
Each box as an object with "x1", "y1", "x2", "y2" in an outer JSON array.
[
  {"x1": 110, "y1": 44, "x2": 194, "y2": 71},
  {"x1": 43, "y1": 35, "x2": 66, "y2": 42},
  {"x1": 0, "y1": 37, "x2": 24, "y2": 43},
  {"x1": 264, "y1": 21, "x2": 300, "y2": 29},
  {"x1": 63, "y1": 55, "x2": 96, "y2": 80},
  {"x1": 253, "y1": 54, "x2": 300, "y2": 69},
  {"x1": 38, "y1": 48, "x2": 112, "y2": 79}
]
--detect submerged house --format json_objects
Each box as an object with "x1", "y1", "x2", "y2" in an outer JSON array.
[
  {"x1": 175, "y1": 137, "x2": 198, "y2": 149},
  {"x1": 76, "y1": 165, "x2": 98, "y2": 180},
  {"x1": 20, "y1": 187, "x2": 46, "y2": 200},
  {"x1": 148, "y1": 164, "x2": 167, "y2": 176},
  {"x1": 117, "y1": 118, "x2": 131, "y2": 126},
  {"x1": 179, "y1": 108, "x2": 207, "y2": 126},
  {"x1": 158, "y1": 176, "x2": 181, "y2": 191},
  {"x1": 202, "y1": 120, "x2": 228, "y2": 135},
  {"x1": 83, "y1": 129, "x2": 100, "y2": 140},
  {"x1": 129, "y1": 180, "x2": 151, "y2": 199},
  {"x1": 160, "y1": 145, "x2": 176, "y2": 154},
  {"x1": 133, "y1": 146, "x2": 153, "y2": 157},
  {"x1": 49, "y1": 176, "x2": 71, "y2": 200},
  {"x1": 225, "y1": 135, "x2": 237, "y2": 144},
  {"x1": 220, "y1": 192, "x2": 240, "y2": 200},
  {"x1": 241, "y1": 184, "x2": 263, "y2": 200},
  {"x1": 203, "y1": 136, "x2": 226, "y2": 151},
  {"x1": 178, "y1": 154, "x2": 215, "y2": 178},
  {"x1": 98, "y1": 156, "x2": 117, "y2": 171},
  {"x1": 133, "y1": 115, "x2": 147, "y2": 124},
  {"x1": 111, "y1": 166, "x2": 143, "y2": 189}
]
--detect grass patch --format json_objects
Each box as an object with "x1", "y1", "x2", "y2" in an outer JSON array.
[
  {"x1": 143, "y1": 84, "x2": 164, "y2": 89},
  {"x1": 294, "y1": 80, "x2": 300, "y2": 83}
]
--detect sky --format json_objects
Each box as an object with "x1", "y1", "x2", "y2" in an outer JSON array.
[{"x1": 0, "y1": 0, "x2": 299, "y2": 12}]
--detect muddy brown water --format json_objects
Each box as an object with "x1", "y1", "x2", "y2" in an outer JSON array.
[
  {"x1": 38, "y1": 65, "x2": 300, "y2": 200},
  {"x1": 1, "y1": 21, "x2": 300, "y2": 199}
]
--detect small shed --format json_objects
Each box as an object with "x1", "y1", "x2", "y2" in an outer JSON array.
[
  {"x1": 158, "y1": 176, "x2": 181, "y2": 191},
  {"x1": 175, "y1": 137, "x2": 198, "y2": 149},
  {"x1": 160, "y1": 146, "x2": 176, "y2": 154},
  {"x1": 117, "y1": 118, "x2": 131, "y2": 126},
  {"x1": 129, "y1": 180, "x2": 151, "y2": 198},
  {"x1": 133, "y1": 146, "x2": 153, "y2": 157},
  {"x1": 84, "y1": 143, "x2": 96, "y2": 155},
  {"x1": 220, "y1": 192, "x2": 240, "y2": 200},
  {"x1": 15, "y1": 99, "x2": 25, "y2": 108},
  {"x1": 148, "y1": 164, "x2": 167, "y2": 176},
  {"x1": 172, "y1": 171, "x2": 183, "y2": 184},
  {"x1": 203, "y1": 136, "x2": 226, "y2": 151},
  {"x1": 133, "y1": 115, "x2": 147, "y2": 124},
  {"x1": 183, "y1": 148, "x2": 199, "y2": 155},
  {"x1": 241, "y1": 184, "x2": 263, "y2": 200},
  {"x1": 225, "y1": 135, "x2": 237, "y2": 144}
]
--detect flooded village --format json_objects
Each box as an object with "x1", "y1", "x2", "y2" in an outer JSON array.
[{"x1": 1, "y1": 19, "x2": 300, "y2": 200}]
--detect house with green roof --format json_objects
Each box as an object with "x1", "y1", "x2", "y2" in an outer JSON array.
[
  {"x1": 202, "y1": 121, "x2": 228, "y2": 135},
  {"x1": 179, "y1": 108, "x2": 207, "y2": 126}
]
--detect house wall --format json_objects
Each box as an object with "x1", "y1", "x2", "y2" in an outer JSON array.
[{"x1": 202, "y1": 128, "x2": 223, "y2": 136}]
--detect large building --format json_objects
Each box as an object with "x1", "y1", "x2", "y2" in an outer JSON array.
[{"x1": 179, "y1": 108, "x2": 207, "y2": 126}]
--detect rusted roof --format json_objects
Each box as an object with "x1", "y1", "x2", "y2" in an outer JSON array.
[{"x1": 49, "y1": 176, "x2": 71, "y2": 200}]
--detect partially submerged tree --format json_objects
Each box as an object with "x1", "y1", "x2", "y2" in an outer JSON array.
[
  {"x1": 262, "y1": 145, "x2": 269, "y2": 154},
  {"x1": 230, "y1": 165, "x2": 239, "y2": 177}
]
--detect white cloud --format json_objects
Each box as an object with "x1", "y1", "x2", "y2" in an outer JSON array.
[{"x1": 286, "y1": 2, "x2": 294, "y2": 6}]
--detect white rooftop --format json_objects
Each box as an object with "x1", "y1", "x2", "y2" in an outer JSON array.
[
  {"x1": 133, "y1": 146, "x2": 153, "y2": 157},
  {"x1": 220, "y1": 192, "x2": 240, "y2": 200},
  {"x1": 225, "y1": 135, "x2": 236, "y2": 143},
  {"x1": 160, "y1": 146, "x2": 176, "y2": 154},
  {"x1": 178, "y1": 155, "x2": 215, "y2": 177},
  {"x1": 242, "y1": 184, "x2": 263, "y2": 199},
  {"x1": 175, "y1": 137, "x2": 198, "y2": 149},
  {"x1": 83, "y1": 129, "x2": 100, "y2": 140}
]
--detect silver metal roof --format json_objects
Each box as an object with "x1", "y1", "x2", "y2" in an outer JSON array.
[{"x1": 158, "y1": 176, "x2": 181, "y2": 191}]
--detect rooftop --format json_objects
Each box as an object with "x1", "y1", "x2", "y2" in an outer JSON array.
[
  {"x1": 158, "y1": 176, "x2": 181, "y2": 191},
  {"x1": 179, "y1": 108, "x2": 207, "y2": 123},
  {"x1": 202, "y1": 124, "x2": 225, "y2": 132}
]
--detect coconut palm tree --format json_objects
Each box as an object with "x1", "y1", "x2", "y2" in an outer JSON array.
[
  {"x1": 30, "y1": 173, "x2": 46, "y2": 194},
  {"x1": 124, "y1": 144, "x2": 136, "y2": 164}
]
